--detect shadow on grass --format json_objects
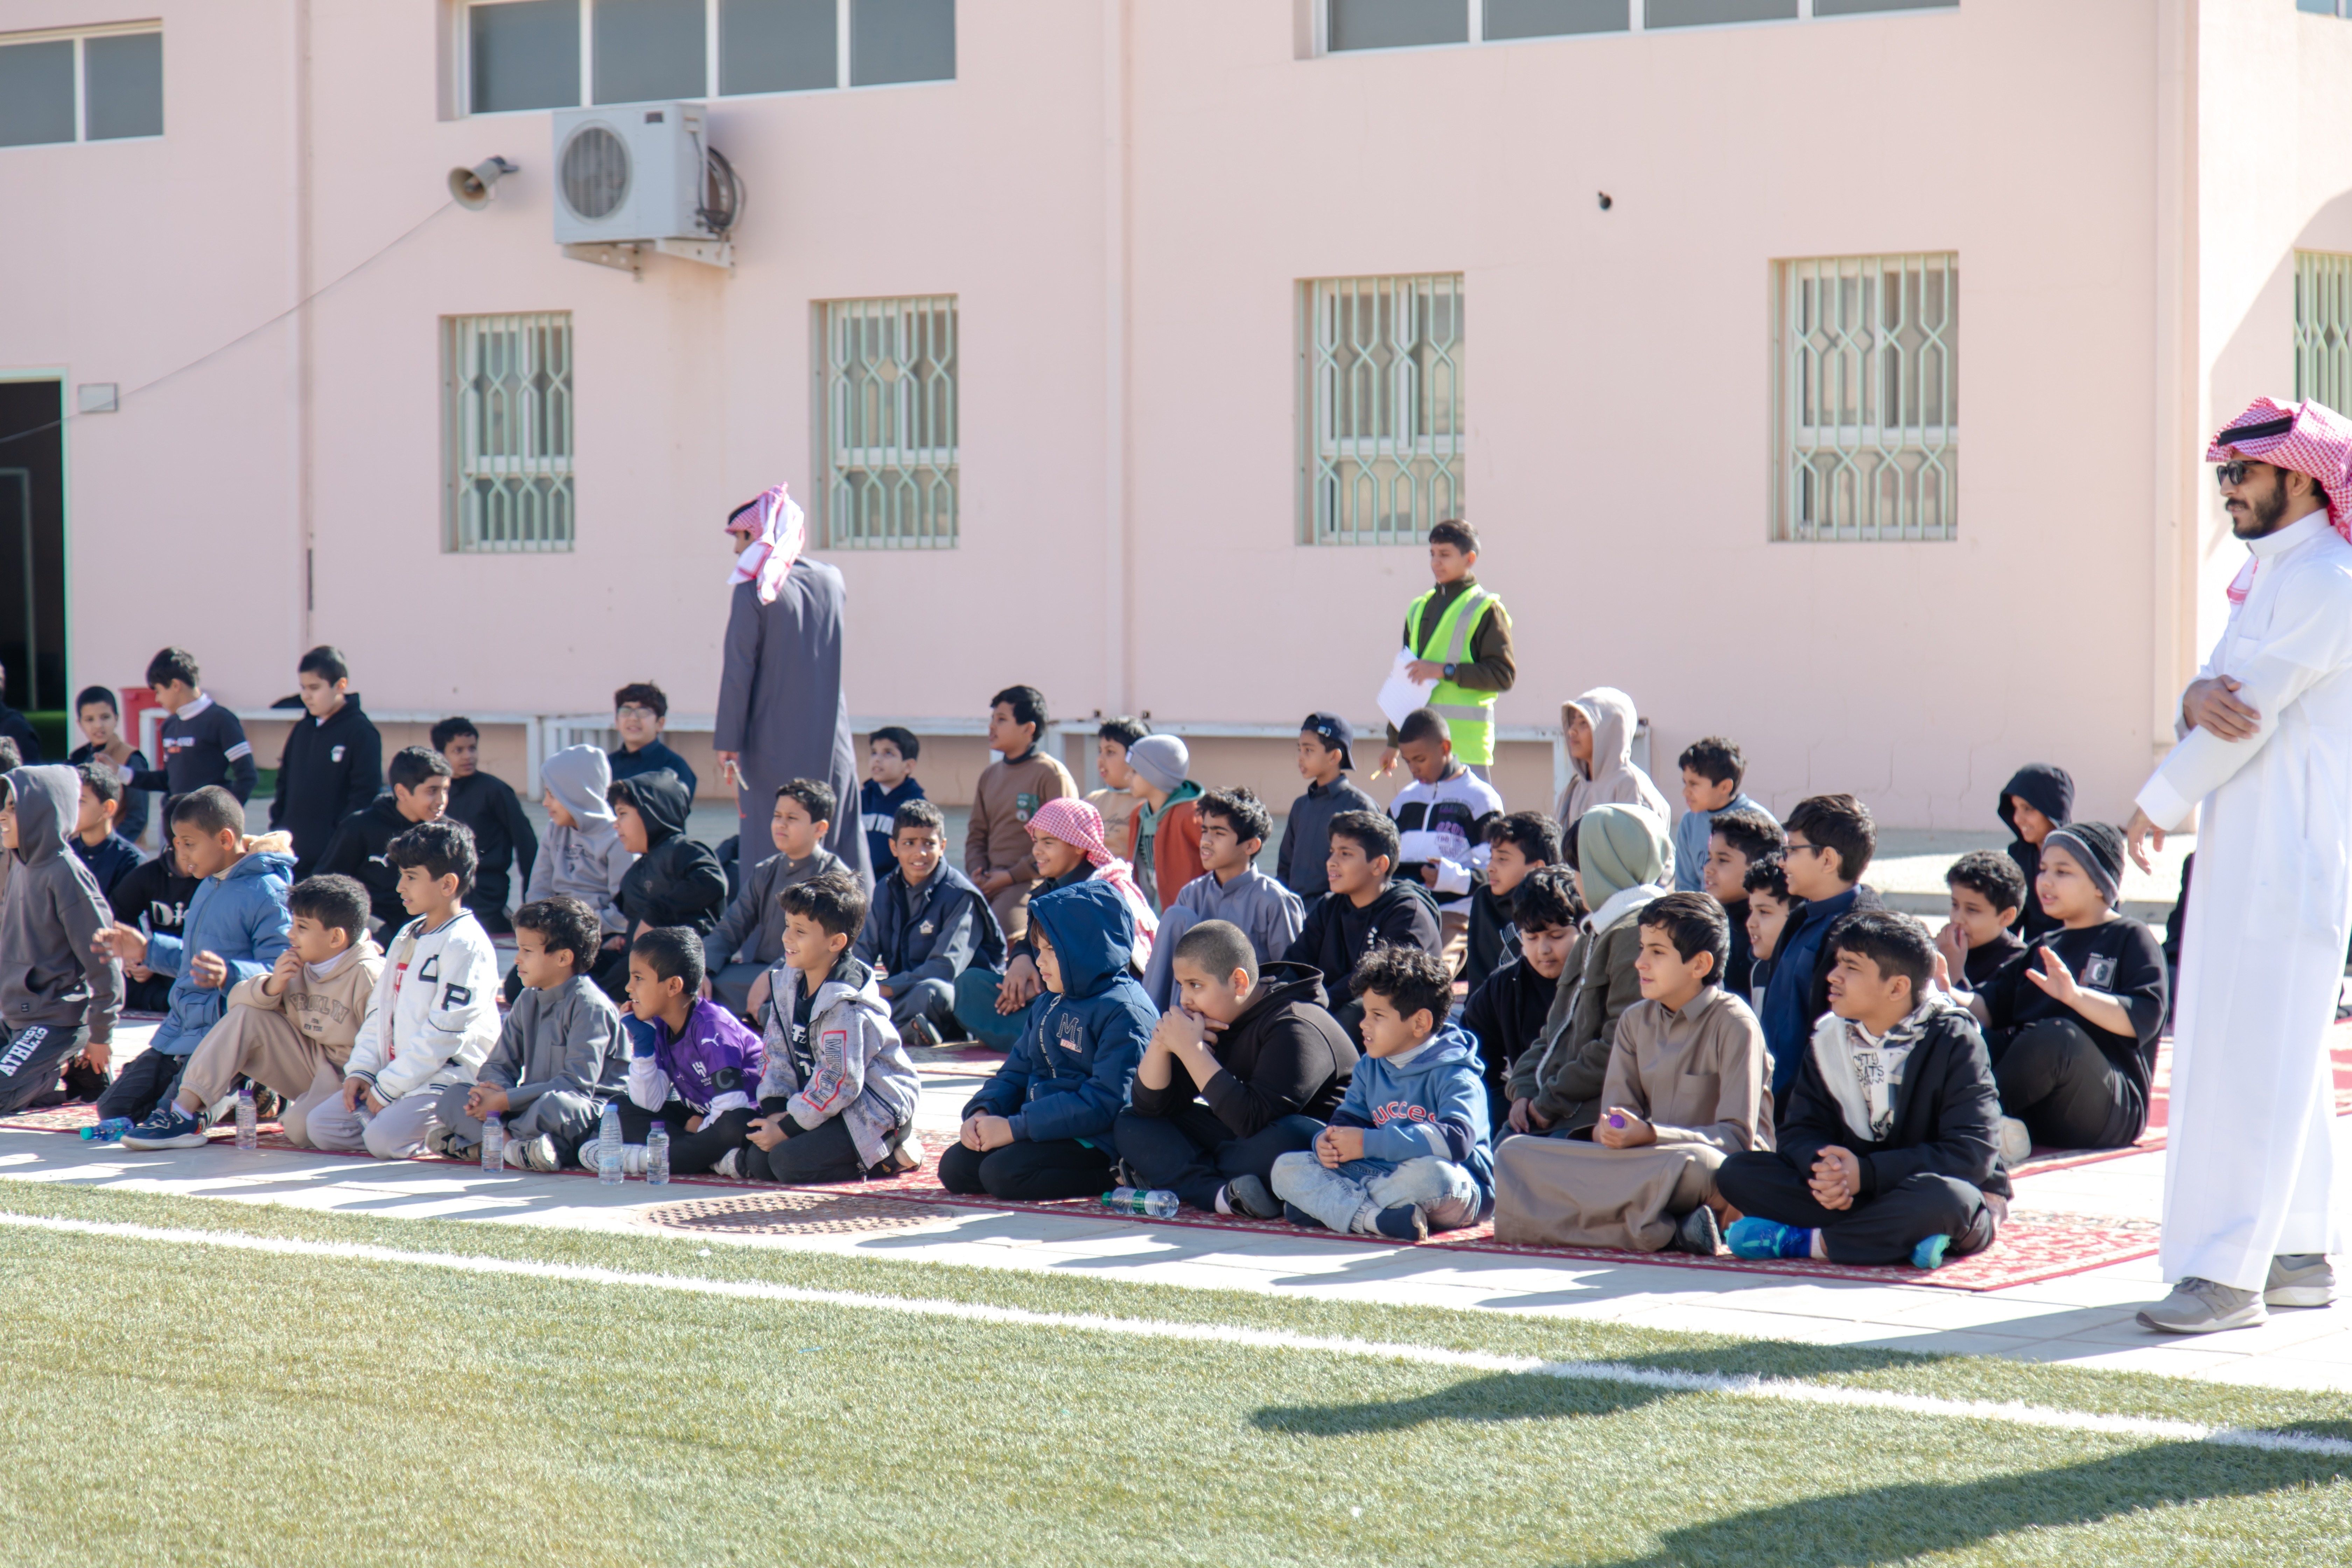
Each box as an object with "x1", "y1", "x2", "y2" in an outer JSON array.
[{"x1": 1594, "y1": 1443, "x2": 2352, "y2": 1567}]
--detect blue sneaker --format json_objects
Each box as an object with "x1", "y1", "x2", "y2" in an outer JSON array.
[
  {"x1": 1911, "y1": 1233, "x2": 1952, "y2": 1270},
  {"x1": 1725, "y1": 1217, "x2": 1814, "y2": 1261},
  {"x1": 120, "y1": 1102, "x2": 210, "y2": 1150}
]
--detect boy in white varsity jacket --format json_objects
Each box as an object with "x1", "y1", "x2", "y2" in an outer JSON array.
[
  {"x1": 729, "y1": 868, "x2": 923, "y2": 1183},
  {"x1": 1388, "y1": 706, "x2": 1504, "y2": 977},
  {"x1": 310, "y1": 821, "x2": 501, "y2": 1159}
]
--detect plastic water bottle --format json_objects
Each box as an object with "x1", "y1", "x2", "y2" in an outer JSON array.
[
  {"x1": 598, "y1": 1102, "x2": 624, "y2": 1186},
  {"x1": 233, "y1": 1089, "x2": 258, "y2": 1151},
  {"x1": 1102, "y1": 1186, "x2": 1179, "y2": 1219},
  {"x1": 481, "y1": 1112, "x2": 505, "y2": 1173},
  {"x1": 645, "y1": 1120, "x2": 670, "y2": 1186},
  {"x1": 82, "y1": 1117, "x2": 133, "y2": 1144}
]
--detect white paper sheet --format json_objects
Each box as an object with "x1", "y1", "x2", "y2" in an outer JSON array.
[{"x1": 1376, "y1": 646, "x2": 1438, "y2": 731}]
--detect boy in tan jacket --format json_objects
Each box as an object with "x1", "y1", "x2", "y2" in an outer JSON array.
[{"x1": 122, "y1": 874, "x2": 383, "y2": 1149}]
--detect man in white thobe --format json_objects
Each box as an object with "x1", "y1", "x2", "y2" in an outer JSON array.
[{"x1": 2127, "y1": 397, "x2": 2352, "y2": 1333}]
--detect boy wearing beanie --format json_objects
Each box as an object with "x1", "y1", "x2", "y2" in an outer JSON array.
[
  {"x1": 1123, "y1": 732, "x2": 1204, "y2": 914},
  {"x1": 1938, "y1": 821, "x2": 2166, "y2": 1160}
]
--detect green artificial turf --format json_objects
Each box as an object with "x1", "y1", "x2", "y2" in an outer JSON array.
[{"x1": 1, "y1": 1183, "x2": 2348, "y2": 1566}]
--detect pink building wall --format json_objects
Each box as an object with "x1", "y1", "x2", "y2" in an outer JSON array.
[{"x1": 6, "y1": 0, "x2": 2352, "y2": 823}]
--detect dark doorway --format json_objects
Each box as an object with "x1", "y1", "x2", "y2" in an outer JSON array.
[{"x1": 0, "y1": 379, "x2": 66, "y2": 728}]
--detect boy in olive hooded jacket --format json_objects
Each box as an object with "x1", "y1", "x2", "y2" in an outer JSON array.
[{"x1": 0, "y1": 766, "x2": 123, "y2": 1113}]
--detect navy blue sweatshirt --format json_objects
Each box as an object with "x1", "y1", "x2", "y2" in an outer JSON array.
[
  {"x1": 128, "y1": 694, "x2": 256, "y2": 803},
  {"x1": 859, "y1": 776, "x2": 927, "y2": 878},
  {"x1": 609, "y1": 739, "x2": 698, "y2": 804}
]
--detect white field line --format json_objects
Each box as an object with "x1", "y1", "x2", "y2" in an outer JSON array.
[{"x1": 9, "y1": 1211, "x2": 2349, "y2": 1460}]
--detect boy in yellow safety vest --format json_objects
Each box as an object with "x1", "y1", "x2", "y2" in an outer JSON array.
[{"x1": 1376, "y1": 520, "x2": 1517, "y2": 780}]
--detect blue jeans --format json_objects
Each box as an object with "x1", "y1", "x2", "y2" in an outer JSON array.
[
  {"x1": 1270, "y1": 1150, "x2": 1481, "y2": 1236},
  {"x1": 952, "y1": 967, "x2": 1029, "y2": 1052}
]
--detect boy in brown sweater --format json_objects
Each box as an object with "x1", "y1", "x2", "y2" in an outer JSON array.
[
  {"x1": 964, "y1": 685, "x2": 1076, "y2": 940},
  {"x1": 121, "y1": 874, "x2": 384, "y2": 1149}
]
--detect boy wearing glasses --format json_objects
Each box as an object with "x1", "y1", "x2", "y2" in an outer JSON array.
[
  {"x1": 1756, "y1": 794, "x2": 1884, "y2": 1113},
  {"x1": 608, "y1": 682, "x2": 699, "y2": 803}
]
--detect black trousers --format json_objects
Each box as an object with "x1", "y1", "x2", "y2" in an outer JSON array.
[
  {"x1": 937, "y1": 1136, "x2": 1112, "y2": 1201},
  {"x1": 1990, "y1": 1017, "x2": 2141, "y2": 1150},
  {"x1": 0, "y1": 1024, "x2": 88, "y2": 1116},
  {"x1": 121, "y1": 974, "x2": 174, "y2": 1013},
  {"x1": 1111, "y1": 1107, "x2": 1323, "y2": 1211},
  {"x1": 1716, "y1": 1149, "x2": 1989, "y2": 1266},
  {"x1": 737, "y1": 1114, "x2": 868, "y2": 1184},
  {"x1": 616, "y1": 1101, "x2": 755, "y2": 1175},
  {"x1": 94, "y1": 1046, "x2": 186, "y2": 1124}
]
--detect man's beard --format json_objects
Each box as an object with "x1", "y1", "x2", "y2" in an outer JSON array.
[{"x1": 2234, "y1": 472, "x2": 2292, "y2": 538}]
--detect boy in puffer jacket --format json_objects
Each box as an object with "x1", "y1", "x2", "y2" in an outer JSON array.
[
  {"x1": 729, "y1": 868, "x2": 923, "y2": 1183},
  {"x1": 1273, "y1": 944, "x2": 1494, "y2": 1242},
  {"x1": 309, "y1": 821, "x2": 502, "y2": 1159},
  {"x1": 943, "y1": 879, "x2": 1155, "y2": 1201}
]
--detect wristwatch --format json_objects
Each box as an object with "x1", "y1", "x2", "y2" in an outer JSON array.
[{"x1": 1442, "y1": 663, "x2": 1459, "y2": 681}]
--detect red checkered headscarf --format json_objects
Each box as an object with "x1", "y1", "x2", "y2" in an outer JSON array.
[
  {"x1": 1027, "y1": 796, "x2": 1158, "y2": 968},
  {"x1": 725, "y1": 484, "x2": 806, "y2": 605},
  {"x1": 2208, "y1": 398, "x2": 2352, "y2": 603}
]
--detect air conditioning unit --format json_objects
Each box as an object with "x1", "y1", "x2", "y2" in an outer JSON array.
[{"x1": 552, "y1": 102, "x2": 739, "y2": 273}]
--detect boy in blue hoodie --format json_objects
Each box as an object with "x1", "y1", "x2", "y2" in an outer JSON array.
[
  {"x1": 93, "y1": 786, "x2": 294, "y2": 1125},
  {"x1": 941, "y1": 878, "x2": 1155, "y2": 1200},
  {"x1": 1272, "y1": 943, "x2": 1493, "y2": 1241}
]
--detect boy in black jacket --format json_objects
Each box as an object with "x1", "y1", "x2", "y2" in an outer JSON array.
[
  {"x1": 270, "y1": 645, "x2": 383, "y2": 877},
  {"x1": 1462, "y1": 810, "x2": 1559, "y2": 995},
  {"x1": 608, "y1": 769, "x2": 726, "y2": 999},
  {"x1": 130, "y1": 646, "x2": 257, "y2": 804},
  {"x1": 70, "y1": 764, "x2": 141, "y2": 901},
  {"x1": 107, "y1": 839, "x2": 201, "y2": 1012},
  {"x1": 313, "y1": 745, "x2": 451, "y2": 934},
  {"x1": 1718, "y1": 912, "x2": 2009, "y2": 1270},
  {"x1": 1281, "y1": 810, "x2": 1442, "y2": 1039},
  {"x1": 1114, "y1": 919, "x2": 1358, "y2": 1217},
  {"x1": 1460, "y1": 867, "x2": 1578, "y2": 1125},
  {"x1": 433, "y1": 716, "x2": 537, "y2": 933}
]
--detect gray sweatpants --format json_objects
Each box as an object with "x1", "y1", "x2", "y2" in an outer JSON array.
[
  {"x1": 306, "y1": 1090, "x2": 449, "y2": 1159},
  {"x1": 888, "y1": 977, "x2": 955, "y2": 1031},
  {"x1": 709, "y1": 961, "x2": 770, "y2": 1020},
  {"x1": 430, "y1": 1083, "x2": 603, "y2": 1158}
]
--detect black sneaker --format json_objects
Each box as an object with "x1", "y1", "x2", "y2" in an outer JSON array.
[
  {"x1": 1282, "y1": 1201, "x2": 1323, "y2": 1228},
  {"x1": 1223, "y1": 1175, "x2": 1281, "y2": 1219},
  {"x1": 1671, "y1": 1205, "x2": 1723, "y2": 1256}
]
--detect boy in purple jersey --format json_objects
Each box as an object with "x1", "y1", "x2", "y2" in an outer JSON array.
[{"x1": 606, "y1": 926, "x2": 764, "y2": 1176}]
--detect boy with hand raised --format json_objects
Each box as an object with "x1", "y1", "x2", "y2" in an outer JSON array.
[
  {"x1": 1718, "y1": 912, "x2": 2008, "y2": 1269},
  {"x1": 93, "y1": 787, "x2": 294, "y2": 1126},
  {"x1": 310, "y1": 821, "x2": 501, "y2": 1159},
  {"x1": 1935, "y1": 850, "x2": 2029, "y2": 991},
  {"x1": 1271, "y1": 944, "x2": 1493, "y2": 1241},
  {"x1": 1281, "y1": 810, "x2": 1443, "y2": 1039},
  {"x1": 1113, "y1": 919, "x2": 1357, "y2": 1219},
  {"x1": 123, "y1": 874, "x2": 381, "y2": 1150},
  {"x1": 1494, "y1": 892, "x2": 1771, "y2": 1255},
  {"x1": 735, "y1": 869, "x2": 924, "y2": 1182},
  {"x1": 437, "y1": 895, "x2": 624, "y2": 1171},
  {"x1": 1277, "y1": 713, "x2": 1377, "y2": 903}
]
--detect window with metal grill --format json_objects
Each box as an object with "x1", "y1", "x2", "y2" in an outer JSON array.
[
  {"x1": 1774, "y1": 254, "x2": 1958, "y2": 542},
  {"x1": 818, "y1": 296, "x2": 958, "y2": 549},
  {"x1": 2296, "y1": 252, "x2": 2352, "y2": 411},
  {"x1": 1300, "y1": 275, "x2": 1465, "y2": 546},
  {"x1": 444, "y1": 313, "x2": 576, "y2": 553}
]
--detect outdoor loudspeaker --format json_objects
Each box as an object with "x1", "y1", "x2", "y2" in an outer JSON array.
[{"x1": 449, "y1": 156, "x2": 518, "y2": 210}]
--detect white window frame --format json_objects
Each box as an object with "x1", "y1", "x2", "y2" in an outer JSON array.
[
  {"x1": 2296, "y1": 251, "x2": 2352, "y2": 412},
  {"x1": 1773, "y1": 252, "x2": 1958, "y2": 543},
  {"x1": 1299, "y1": 274, "x2": 1465, "y2": 547},
  {"x1": 816, "y1": 295, "x2": 959, "y2": 550},
  {"x1": 458, "y1": 0, "x2": 951, "y2": 115},
  {"x1": 1314, "y1": 0, "x2": 1964, "y2": 54},
  {"x1": 0, "y1": 21, "x2": 162, "y2": 146},
  {"x1": 443, "y1": 312, "x2": 577, "y2": 554}
]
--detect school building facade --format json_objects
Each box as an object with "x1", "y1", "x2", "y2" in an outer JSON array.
[{"x1": 7, "y1": 0, "x2": 2352, "y2": 823}]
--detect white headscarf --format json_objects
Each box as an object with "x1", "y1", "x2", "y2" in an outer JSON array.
[{"x1": 726, "y1": 484, "x2": 806, "y2": 605}]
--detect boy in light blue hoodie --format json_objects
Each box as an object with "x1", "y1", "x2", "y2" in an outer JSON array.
[{"x1": 1272, "y1": 943, "x2": 1493, "y2": 1241}]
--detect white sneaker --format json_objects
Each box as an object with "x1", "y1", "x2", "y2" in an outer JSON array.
[
  {"x1": 1997, "y1": 1116, "x2": 2033, "y2": 1167},
  {"x1": 2266, "y1": 1254, "x2": 2338, "y2": 1309},
  {"x1": 714, "y1": 1147, "x2": 742, "y2": 1178},
  {"x1": 2137, "y1": 1277, "x2": 2267, "y2": 1334}
]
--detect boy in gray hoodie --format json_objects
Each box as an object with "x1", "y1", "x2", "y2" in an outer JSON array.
[
  {"x1": 730, "y1": 867, "x2": 923, "y2": 1182},
  {"x1": 514, "y1": 746, "x2": 636, "y2": 1000},
  {"x1": 438, "y1": 894, "x2": 626, "y2": 1170},
  {"x1": 0, "y1": 766, "x2": 124, "y2": 1113}
]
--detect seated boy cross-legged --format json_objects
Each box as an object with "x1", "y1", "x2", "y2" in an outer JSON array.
[
  {"x1": 732, "y1": 869, "x2": 924, "y2": 1183},
  {"x1": 309, "y1": 822, "x2": 502, "y2": 1159},
  {"x1": 941, "y1": 880, "x2": 1156, "y2": 1202},
  {"x1": 1933, "y1": 849, "x2": 2029, "y2": 991},
  {"x1": 704, "y1": 778, "x2": 848, "y2": 1019},
  {"x1": 1112, "y1": 919, "x2": 1358, "y2": 1219},
  {"x1": 1271, "y1": 944, "x2": 1493, "y2": 1241},
  {"x1": 1717, "y1": 911, "x2": 2011, "y2": 1270},
  {"x1": 1492, "y1": 891, "x2": 1772, "y2": 1256},
  {"x1": 122, "y1": 874, "x2": 383, "y2": 1149},
  {"x1": 857, "y1": 799, "x2": 1004, "y2": 1048},
  {"x1": 611, "y1": 927, "x2": 764, "y2": 1177},
  {"x1": 1460, "y1": 866, "x2": 1580, "y2": 1128},
  {"x1": 434, "y1": 895, "x2": 625, "y2": 1171},
  {"x1": 1702, "y1": 807, "x2": 1783, "y2": 997},
  {"x1": 1280, "y1": 810, "x2": 1443, "y2": 1041}
]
